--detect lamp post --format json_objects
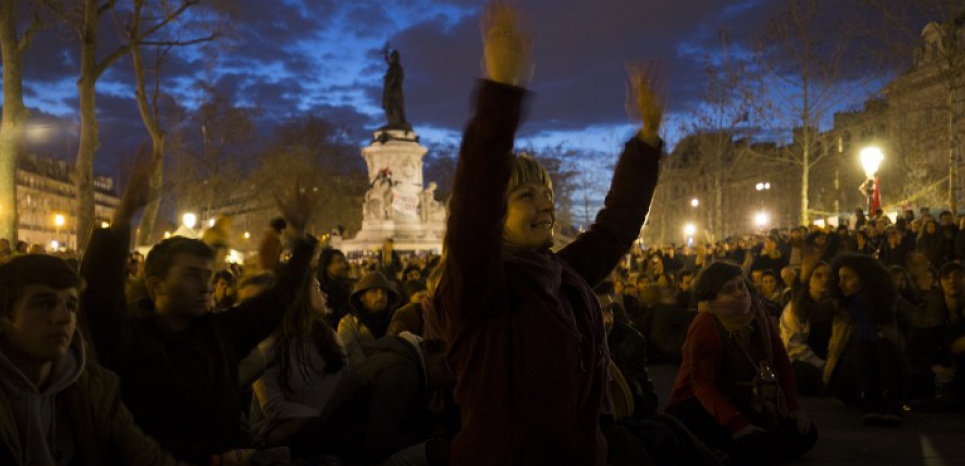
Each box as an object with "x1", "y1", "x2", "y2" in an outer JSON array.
[
  {"x1": 859, "y1": 146, "x2": 884, "y2": 214},
  {"x1": 182, "y1": 212, "x2": 198, "y2": 230},
  {"x1": 683, "y1": 223, "x2": 696, "y2": 246},
  {"x1": 755, "y1": 211, "x2": 769, "y2": 231},
  {"x1": 53, "y1": 214, "x2": 65, "y2": 249}
]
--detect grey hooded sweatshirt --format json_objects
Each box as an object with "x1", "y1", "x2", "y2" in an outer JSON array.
[{"x1": 0, "y1": 330, "x2": 85, "y2": 465}]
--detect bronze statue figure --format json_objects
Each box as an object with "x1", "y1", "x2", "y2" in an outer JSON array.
[{"x1": 382, "y1": 49, "x2": 411, "y2": 131}]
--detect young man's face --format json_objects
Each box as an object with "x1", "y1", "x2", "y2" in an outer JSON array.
[
  {"x1": 0, "y1": 285, "x2": 78, "y2": 364},
  {"x1": 360, "y1": 288, "x2": 389, "y2": 313},
  {"x1": 153, "y1": 253, "x2": 214, "y2": 317},
  {"x1": 503, "y1": 182, "x2": 555, "y2": 250}
]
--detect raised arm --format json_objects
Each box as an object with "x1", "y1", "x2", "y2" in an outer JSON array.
[
  {"x1": 438, "y1": 1, "x2": 531, "y2": 327},
  {"x1": 216, "y1": 184, "x2": 318, "y2": 356},
  {"x1": 557, "y1": 69, "x2": 663, "y2": 286},
  {"x1": 79, "y1": 158, "x2": 152, "y2": 369}
]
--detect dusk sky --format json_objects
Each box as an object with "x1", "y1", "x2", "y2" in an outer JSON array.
[{"x1": 10, "y1": 0, "x2": 916, "y2": 177}]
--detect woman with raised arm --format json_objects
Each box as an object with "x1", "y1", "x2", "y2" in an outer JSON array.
[{"x1": 432, "y1": 2, "x2": 663, "y2": 465}]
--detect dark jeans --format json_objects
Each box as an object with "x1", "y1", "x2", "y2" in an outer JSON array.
[
  {"x1": 830, "y1": 336, "x2": 902, "y2": 408},
  {"x1": 667, "y1": 398, "x2": 818, "y2": 466},
  {"x1": 791, "y1": 360, "x2": 826, "y2": 396}
]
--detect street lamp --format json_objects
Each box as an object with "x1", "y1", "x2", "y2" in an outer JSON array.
[
  {"x1": 755, "y1": 182, "x2": 771, "y2": 191},
  {"x1": 182, "y1": 213, "x2": 198, "y2": 229},
  {"x1": 755, "y1": 211, "x2": 769, "y2": 229},
  {"x1": 859, "y1": 146, "x2": 884, "y2": 213},
  {"x1": 54, "y1": 214, "x2": 65, "y2": 246},
  {"x1": 690, "y1": 198, "x2": 699, "y2": 207},
  {"x1": 683, "y1": 223, "x2": 696, "y2": 246}
]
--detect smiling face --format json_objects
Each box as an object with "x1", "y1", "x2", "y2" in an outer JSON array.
[
  {"x1": 0, "y1": 285, "x2": 79, "y2": 365},
  {"x1": 503, "y1": 181, "x2": 556, "y2": 250}
]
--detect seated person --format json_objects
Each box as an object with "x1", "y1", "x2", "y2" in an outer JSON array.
[
  {"x1": 907, "y1": 262, "x2": 965, "y2": 409},
  {"x1": 339, "y1": 271, "x2": 402, "y2": 366},
  {"x1": 249, "y1": 274, "x2": 349, "y2": 446},
  {"x1": 79, "y1": 163, "x2": 317, "y2": 464},
  {"x1": 779, "y1": 261, "x2": 836, "y2": 396},
  {"x1": 667, "y1": 262, "x2": 817, "y2": 465},
  {"x1": 286, "y1": 334, "x2": 455, "y2": 466},
  {"x1": 0, "y1": 255, "x2": 187, "y2": 465}
]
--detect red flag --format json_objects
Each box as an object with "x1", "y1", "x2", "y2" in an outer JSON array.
[{"x1": 871, "y1": 176, "x2": 882, "y2": 213}]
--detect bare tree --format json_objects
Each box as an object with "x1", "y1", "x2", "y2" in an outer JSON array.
[
  {"x1": 45, "y1": 0, "x2": 207, "y2": 250},
  {"x1": 120, "y1": 0, "x2": 219, "y2": 245},
  {"x1": 750, "y1": 0, "x2": 876, "y2": 225},
  {"x1": 0, "y1": 1, "x2": 44, "y2": 242}
]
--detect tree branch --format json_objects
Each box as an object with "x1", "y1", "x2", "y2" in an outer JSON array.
[{"x1": 139, "y1": 34, "x2": 218, "y2": 47}]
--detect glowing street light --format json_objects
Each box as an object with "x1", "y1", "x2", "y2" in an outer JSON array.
[
  {"x1": 859, "y1": 146, "x2": 884, "y2": 213},
  {"x1": 683, "y1": 223, "x2": 697, "y2": 237},
  {"x1": 54, "y1": 214, "x2": 65, "y2": 227},
  {"x1": 100, "y1": 221, "x2": 110, "y2": 229},
  {"x1": 755, "y1": 211, "x2": 769, "y2": 228},
  {"x1": 243, "y1": 231, "x2": 251, "y2": 239},
  {"x1": 164, "y1": 231, "x2": 172, "y2": 239},
  {"x1": 182, "y1": 213, "x2": 198, "y2": 229},
  {"x1": 690, "y1": 198, "x2": 699, "y2": 207},
  {"x1": 50, "y1": 240, "x2": 59, "y2": 251},
  {"x1": 208, "y1": 218, "x2": 216, "y2": 228},
  {"x1": 860, "y1": 146, "x2": 884, "y2": 178},
  {"x1": 755, "y1": 182, "x2": 771, "y2": 191}
]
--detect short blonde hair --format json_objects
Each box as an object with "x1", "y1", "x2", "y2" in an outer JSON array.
[{"x1": 508, "y1": 153, "x2": 553, "y2": 197}]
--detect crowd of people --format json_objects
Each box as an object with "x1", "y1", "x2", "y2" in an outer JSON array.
[{"x1": 1, "y1": 2, "x2": 964, "y2": 466}]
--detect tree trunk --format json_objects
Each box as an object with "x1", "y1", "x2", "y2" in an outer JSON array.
[
  {"x1": 801, "y1": 148, "x2": 810, "y2": 226},
  {"x1": 0, "y1": 3, "x2": 26, "y2": 243},
  {"x1": 950, "y1": 90, "x2": 958, "y2": 213},
  {"x1": 75, "y1": 1, "x2": 100, "y2": 252},
  {"x1": 137, "y1": 141, "x2": 164, "y2": 245},
  {"x1": 130, "y1": 31, "x2": 166, "y2": 246}
]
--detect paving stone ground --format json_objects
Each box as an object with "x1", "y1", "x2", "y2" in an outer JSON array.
[{"x1": 648, "y1": 364, "x2": 965, "y2": 465}]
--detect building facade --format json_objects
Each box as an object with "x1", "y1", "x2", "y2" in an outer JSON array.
[{"x1": 16, "y1": 153, "x2": 119, "y2": 250}]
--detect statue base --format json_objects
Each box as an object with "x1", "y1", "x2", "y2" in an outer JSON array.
[{"x1": 342, "y1": 128, "x2": 444, "y2": 254}]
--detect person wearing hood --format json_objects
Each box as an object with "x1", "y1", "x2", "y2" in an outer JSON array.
[
  {"x1": 667, "y1": 261, "x2": 817, "y2": 465},
  {"x1": 0, "y1": 254, "x2": 189, "y2": 466},
  {"x1": 339, "y1": 271, "x2": 402, "y2": 367}
]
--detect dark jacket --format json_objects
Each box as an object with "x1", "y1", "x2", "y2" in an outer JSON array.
[
  {"x1": 290, "y1": 335, "x2": 433, "y2": 466},
  {"x1": 0, "y1": 346, "x2": 189, "y2": 466},
  {"x1": 79, "y1": 226, "x2": 315, "y2": 464},
  {"x1": 435, "y1": 80, "x2": 660, "y2": 466},
  {"x1": 607, "y1": 321, "x2": 659, "y2": 418}
]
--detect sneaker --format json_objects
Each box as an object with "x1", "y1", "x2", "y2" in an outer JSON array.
[{"x1": 860, "y1": 411, "x2": 883, "y2": 424}]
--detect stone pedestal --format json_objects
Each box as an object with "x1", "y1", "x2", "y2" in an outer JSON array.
[{"x1": 341, "y1": 129, "x2": 446, "y2": 253}]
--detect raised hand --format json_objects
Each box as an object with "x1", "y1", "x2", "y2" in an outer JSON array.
[
  {"x1": 627, "y1": 66, "x2": 665, "y2": 145},
  {"x1": 274, "y1": 179, "x2": 315, "y2": 236},
  {"x1": 113, "y1": 155, "x2": 154, "y2": 227},
  {"x1": 481, "y1": 1, "x2": 533, "y2": 87}
]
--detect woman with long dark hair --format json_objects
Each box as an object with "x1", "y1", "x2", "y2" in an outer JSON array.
[
  {"x1": 317, "y1": 248, "x2": 353, "y2": 327},
  {"x1": 249, "y1": 272, "x2": 348, "y2": 446},
  {"x1": 780, "y1": 261, "x2": 837, "y2": 396},
  {"x1": 827, "y1": 254, "x2": 906, "y2": 423}
]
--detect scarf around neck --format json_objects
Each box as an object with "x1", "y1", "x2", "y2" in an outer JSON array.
[{"x1": 700, "y1": 294, "x2": 755, "y2": 332}]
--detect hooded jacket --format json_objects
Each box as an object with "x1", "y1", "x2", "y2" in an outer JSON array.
[
  {"x1": 338, "y1": 272, "x2": 401, "y2": 366},
  {"x1": 0, "y1": 332, "x2": 188, "y2": 466}
]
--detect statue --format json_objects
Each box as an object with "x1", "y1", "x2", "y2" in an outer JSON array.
[
  {"x1": 381, "y1": 48, "x2": 411, "y2": 131},
  {"x1": 419, "y1": 182, "x2": 445, "y2": 225}
]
